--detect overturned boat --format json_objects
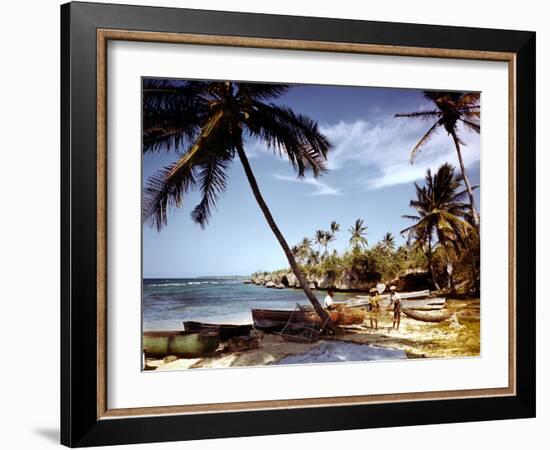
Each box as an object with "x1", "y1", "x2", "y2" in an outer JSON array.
[
  {"x1": 182, "y1": 321, "x2": 252, "y2": 341},
  {"x1": 143, "y1": 331, "x2": 219, "y2": 358},
  {"x1": 401, "y1": 308, "x2": 452, "y2": 323}
]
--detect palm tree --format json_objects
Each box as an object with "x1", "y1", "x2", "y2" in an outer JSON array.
[
  {"x1": 314, "y1": 230, "x2": 327, "y2": 254},
  {"x1": 348, "y1": 219, "x2": 368, "y2": 250},
  {"x1": 380, "y1": 232, "x2": 396, "y2": 254},
  {"x1": 395, "y1": 91, "x2": 480, "y2": 228},
  {"x1": 401, "y1": 163, "x2": 474, "y2": 291},
  {"x1": 294, "y1": 237, "x2": 313, "y2": 265},
  {"x1": 142, "y1": 79, "x2": 338, "y2": 333},
  {"x1": 325, "y1": 221, "x2": 340, "y2": 253}
]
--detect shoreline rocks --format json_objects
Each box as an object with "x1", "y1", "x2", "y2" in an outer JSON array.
[{"x1": 249, "y1": 267, "x2": 434, "y2": 293}]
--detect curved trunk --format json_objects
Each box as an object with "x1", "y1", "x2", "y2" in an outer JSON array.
[
  {"x1": 236, "y1": 145, "x2": 339, "y2": 334},
  {"x1": 439, "y1": 234, "x2": 455, "y2": 293},
  {"x1": 427, "y1": 236, "x2": 441, "y2": 291},
  {"x1": 451, "y1": 131, "x2": 480, "y2": 228}
]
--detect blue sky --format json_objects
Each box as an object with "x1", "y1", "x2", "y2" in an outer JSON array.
[{"x1": 143, "y1": 84, "x2": 480, "y2": 278}]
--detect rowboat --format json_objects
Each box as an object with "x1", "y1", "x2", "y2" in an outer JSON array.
[
  {"x1": 354, "y1": 289, "x2": 430, "y2": 303},
  {"x1": 349, "y1": 294, "x2": 445, "y2": 311},
  {"x1": 143, "y1": 331, "x2": 220, "y2": 358},
  {"x1": 251, "y1": 308, "x2": 340, "y2": 332},
  {"x1": 401, "y1": 308, "x2": 452, "y2": 323},
  {"x1": 399, "y1": 297, "x2": 446, "y2": 310},
  {"x1": 183, "y1": 321, "x2": 253, "y2": 340}
]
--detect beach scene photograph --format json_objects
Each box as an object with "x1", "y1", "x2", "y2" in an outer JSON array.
[{"x1": 141, "y1": 79, "x2": 481, "y2": 371}]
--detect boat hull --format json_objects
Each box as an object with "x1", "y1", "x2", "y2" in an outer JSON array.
[
  {"x1": 402, "y1": 308, "x2": 451, "y2": 322},
  {"x1": 251, "y1": 308, "x2": 340, "y2": 332},
  {"x1": 183, "y1": 321, "x2": 252, "y2": 340},
  {"x1": 143, "y1": 331, "x2": 219, "y2": 358}
]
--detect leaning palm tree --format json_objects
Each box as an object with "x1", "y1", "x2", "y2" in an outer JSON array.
[
  {"x1": 348, "y1": 219, "x2": 368, "y2": 250},
  {"x1": 142, "y1": 79, "x2": 338, "y2": 333},
  {"x1": 401, "y1": 163, "x2": 474, "y2": 291},
  {"x1": 380, "y1": 232, "x2": 396, "y2": 254},
  {"x1": 395, "y1": 91, "x2": 480, "y2": 228}
]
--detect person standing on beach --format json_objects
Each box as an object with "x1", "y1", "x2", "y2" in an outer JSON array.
[
  {"x1": 324, "y1": 288, "x2": 335, "y2": 310},
  {"x1": 368, "y1": 288, "x2": 380, "y2": 330},
  {"x1": 389, "y1": 286, "x2": 402, "y2": 330}
]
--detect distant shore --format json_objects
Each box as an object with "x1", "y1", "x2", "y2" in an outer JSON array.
[{"x1": 144, "y1": 299, "x2": 480, "y2": 371}]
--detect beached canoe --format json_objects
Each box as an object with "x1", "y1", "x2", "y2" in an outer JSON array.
[
  {"x1": 337, "y1": 307, "x2": 367, "y2": 325},
  {"x1": 401, "y1": 308, "x2": 452, "y2": 323},
  {"x1": 143, "y1": 331, "x2": 219, "y2": 358},
  {"x1": 355, "y1": 289, "x2": 430, "y2": 303},
  {"x1": 183, "y1": 321, "x2": 252, "y2": 340},
  {"x1": 251, "y1": 308, "x2": 340, "y2": 332},
  {"x1": 347, "y1": 295, "x2": 445, "y2": 310}
]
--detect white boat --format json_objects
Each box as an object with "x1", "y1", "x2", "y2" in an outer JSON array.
[{"x1": 343, "y1": 291, "x2": 445, "y2": 311}]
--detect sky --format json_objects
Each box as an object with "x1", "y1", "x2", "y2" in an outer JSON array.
[{"x1": 142, "y1": 83, "x2": 481, "y2": 278}]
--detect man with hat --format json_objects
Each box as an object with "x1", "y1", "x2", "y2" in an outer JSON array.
[
  {"x1": 368, "y1": 287, "x2": 381, "y2": 330},
  {"x1": 389, "y1": 286, "x2": 402, "y2": 330}
]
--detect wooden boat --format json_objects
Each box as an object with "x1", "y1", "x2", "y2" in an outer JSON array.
[
  {"x1": 183, "y1": 321, "x2": 252, "y2": 340},
  {"x1": 347, "y1": 295, "x2": 445, "y2": 310},
  {"x1": 251, "y1": 308, "x2": 340, "y2": 332},
  {"x1": 355, "y1": 289, "x2": 430, "y2": 303},
  {"x1": 143, "y1": 331, "x2": 219, "y2": 358},
  {"x1": 401, "y1": 308, "x2": 452, "y2": 323},
  {"x1": 337, "y1": 307, "x2": 367, "y2": 325}
]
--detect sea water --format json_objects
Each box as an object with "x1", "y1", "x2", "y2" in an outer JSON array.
[{"x1": 143, "y1": 276, "x2": 350, "y2": 331}]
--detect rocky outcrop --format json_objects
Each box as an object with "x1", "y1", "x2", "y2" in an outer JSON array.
[
  {"x1": 387, "y1": 269, "x2": 434, "y2": 291},
  {"x1": 250, "y1": 269, "x2": 383, "y2": 292}
]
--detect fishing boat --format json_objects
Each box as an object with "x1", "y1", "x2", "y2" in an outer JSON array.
[
  {"x1": 401, "y1": 308, "x2": 452, "y2": 323},
  {"x1": 350, "y1": 294, "x2": 445, "y2": 311},
  {"x1": 143, "y1": 331, "x2": 220, "y2": 358},
  {"x1": 400, "y1": 297, "x2": 446, "y2": 310},
  {"x1": 251, "y1": 308, "x2": 340, "y2": 332},
  {"x1": 354, "y1": 289, "x2": 430, "y2": 303},
  {"x1": 182, "y1": 321, "x2": 253, "y2": 340}
]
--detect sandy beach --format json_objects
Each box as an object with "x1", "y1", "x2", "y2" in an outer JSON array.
[{"x1": 144, "y1": 299, "x2": 480, "y2": 371}]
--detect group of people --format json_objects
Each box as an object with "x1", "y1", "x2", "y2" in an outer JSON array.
[{"x1": 323, "y1": 286, "x2": 402, "y2": 331}]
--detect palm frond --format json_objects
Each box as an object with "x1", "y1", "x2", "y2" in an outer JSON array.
[
  {"x1": 460, "y1": 118, "x2": 480, "y2": 133},
  {"x1": 191, "y1": 153, "x2": 232, "y2": 227},
  {"x1": 236, "y1": 83, "x2": 290, "y2": 100},
  {"x1": 394, "y1": 110, "x2": 440, "y2": 120},
  {"x1": 410, "y1": 121, "x2": 440, "y2": 163},
  {"x1": 245, "y1": 102, "x2": 330, "y2": 177},
  {"x1": 142, "y1": 160, "x2": 197, "y2": 231}
]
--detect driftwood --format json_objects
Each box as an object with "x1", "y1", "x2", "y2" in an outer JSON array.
[{"x1": 402, "y1": 308, "x2": 452, "y2": 323}]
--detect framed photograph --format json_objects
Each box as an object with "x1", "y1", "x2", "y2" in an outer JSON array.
[{"x1": 61, "y1": 1, "x2": 535, "y2": 447}]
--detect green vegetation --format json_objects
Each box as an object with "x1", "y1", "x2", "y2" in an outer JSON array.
[{"x1": 256, "y1": 163, "x2": 480, "y2": 295}]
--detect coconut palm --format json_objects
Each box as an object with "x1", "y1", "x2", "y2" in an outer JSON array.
[
  {"x1": 294, "y1": 237, "x2": 313, "y2": 265},
  {"x1": 348, "y1": 219, "x2": 368, "y2": 250},
  {"x1": 395, "y1": 91, "x2": 480, "y2": 228},
  {"x1": 380, "y1": 232, "x2": 396, "y2": 254},
  {"x1": 401, "y1": 163, "x2": 474, "y2": 291},
  {"x1": 142, "y1": 79, "x2": 338, "y2": 332},
  {"x1": 330, "y1": 221, "x2": 340, "y2": 235},
  {"x1": 314, "y1": 230, "x2": 327, "y2": 254}
]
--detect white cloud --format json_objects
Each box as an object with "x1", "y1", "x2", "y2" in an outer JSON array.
[
  {"x1": 320, "y1": 115, "x2": 480, "y2": 189},
  {"x1": 273, "y1": 174, "x2": 342, "y2": 196}
]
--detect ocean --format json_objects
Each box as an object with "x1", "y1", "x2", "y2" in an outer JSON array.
[{"x1": 143, "y1": 276, "x2": 350, "y2": 331}]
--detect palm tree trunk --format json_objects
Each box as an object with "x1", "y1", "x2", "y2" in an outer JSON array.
[
  {"x1": 439, "y1": 237, "x2": 455, "y2": 293},
  {"x1": 451, "y1": 132, "x2": 480, "y2": 228},
  {"x1": 427, "y1": 237, "x2": 441, "y2": 290},
  {"x1": 236, "y1": 144, "x2": 339, "y2": 334}
]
